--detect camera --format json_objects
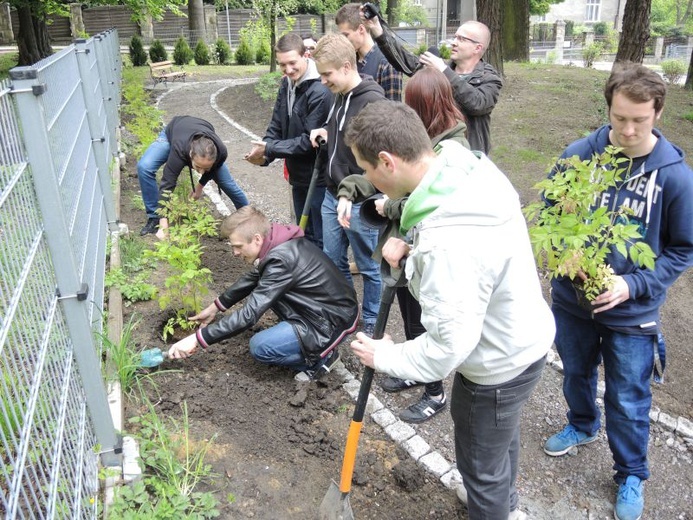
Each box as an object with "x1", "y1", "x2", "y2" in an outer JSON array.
[{"x1": 362, "y1": 2, "x2": 380, "y2": 20}]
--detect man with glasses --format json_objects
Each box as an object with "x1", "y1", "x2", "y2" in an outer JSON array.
[
  {"x1": 302, "y1": 33, "x2": 317, "y2": 58},
  {"x1": 362, "y1": 15, "x2": 502, "y2": 154},
  {"x1": 137, "y1": 115, "x2": 249, "y2": 238},
  {"x1": 168, "y1": 206, "x2": 359, "y2": 382}
]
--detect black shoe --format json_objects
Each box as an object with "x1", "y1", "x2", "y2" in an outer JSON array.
[
  {"x1": 295, "y1": 349, "x2": 340, "y2": 382},
  {"x1": 380, "y1": 376, "x2": 424, "y2": 393},
  {"x1": 399, "y1": 391, "x2": 447, "y2": 424},
  {"x1": 140, "y1": 218, "x2": 160, "y2": 236},
  {"x1": 362, "y1": 322, "x2": 375, "y2": 337}
]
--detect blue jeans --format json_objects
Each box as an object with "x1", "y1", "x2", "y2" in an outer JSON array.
[
  {"x1": 451, "y1": 357, "x2": 546, "y2": 519},
  {"x1": 292, "y1": 184, "x2": 325, "y2": 249},
  {"x1": 321, "y1": 191, "x2": 381, "y2": 325},
  {"x1": 553, "y1": 306, "x2": 655, "y2": 481},
  {"x1": 248, "y1": 321, "x2": 313, "y2": 371},
  {"x1": 137, "y1": 130, "x2": 248, "y2": 219}
]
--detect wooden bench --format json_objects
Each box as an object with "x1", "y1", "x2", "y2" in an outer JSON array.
[{"x1": 149, "y1": 60, "x2": 187, "y2": 87}]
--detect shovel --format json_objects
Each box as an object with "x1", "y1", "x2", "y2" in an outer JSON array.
[
  {"x1": 138, "y1": 347, "x2": 169, "y2": 368},
  {"x1": 298, "y1": 135, "x2": 326, "y2": 232},
  {"x1": 319, "y1": 260, "x2": 408, "y2": 520}
]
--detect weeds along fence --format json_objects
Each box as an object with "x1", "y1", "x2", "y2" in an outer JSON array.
[{"x1": 0, "y1": 29, "x2": 122, "y2": 518}]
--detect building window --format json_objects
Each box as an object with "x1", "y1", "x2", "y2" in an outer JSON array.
[{"x1": 586, "y1": 0, "x2": 601, "y2": 22}]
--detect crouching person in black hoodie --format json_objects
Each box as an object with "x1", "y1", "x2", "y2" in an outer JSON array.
[{"x1": 168, "y1": 206, "x2": 359, "y2": 381}]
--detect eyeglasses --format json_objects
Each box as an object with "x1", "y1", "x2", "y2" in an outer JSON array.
[{"x1": 454, "y1": 34, "x2": 481, "y2": 45}]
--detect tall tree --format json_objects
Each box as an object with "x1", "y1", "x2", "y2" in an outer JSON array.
[
  {"x1": 11, "y1": 0, "x2": 64, "y2": 66},
  {"x1": 252, "y1": 0, "x2": 298, "y2": 72},
  {"x1": 188, "y1": 0, "x2": 206, "y2": 41},
  {"x1": 615, "y1": 0, "x2": 652, "y2": 63},
  {"x1": 502, "y1": 0, "x2": 528, "y2": 61},
  {"x1": 476, "y1": 0, "x2": 503, "y2": 74}
]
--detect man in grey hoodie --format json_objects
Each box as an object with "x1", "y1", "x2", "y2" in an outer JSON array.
[{"x1": 245, "y1": 33, "x2": 332, "y2": 248}]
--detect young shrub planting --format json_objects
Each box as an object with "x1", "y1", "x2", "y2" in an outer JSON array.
[
  {"x1": 661, "y1": 59, "x2": 686, "y2": 85},
  {"x1": 582, "y1": 43, "x2": 603, "y2": 68},
  {"x1": 194, "y1": 39, "x2": 211, "y2": 65},
  {"x1": 173, "y1": 36, "x2": 194, "y2": 65},
  {"x1": 235, "y1": 36, "x2": 255, "y2": 65},
  {"x1": 256, "y1": 40, "x2": 271, "y2": 65},
  {"x1": 149, "y1": 39, "x2": 168, "y2": 63},
  {"x1": 129, "y1": 35, "x2": 148, "y2": 66},
  {"x1": 214, "y1": 38, "x2": 233, "y2": 65},
  {"x1": 144, "y1": 185, "x2": 217, "y2": 340},
  {"x1": 254, "y1": 71, "x2": 282, "y2": 101}
]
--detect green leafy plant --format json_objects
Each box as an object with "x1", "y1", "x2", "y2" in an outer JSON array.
[
  {"x1": 255, "y1": 40, "x2": 271, "y2": 65},
  {"x1": 149, "y1": 39, "x2": 168, "y2": 63},
  {"x1": 109, "y1": 401, "x2": 220, "y2": 519},
  {"x1": 660, "y1": 58, "x2": 686, "y2": 85},
  {"x1": 213, "y1": 38, "x2": 233, "y2": 65},
  {"x1": 235, "y1": 35, "x2": 255, "y2": 65},
  {"x1": 254, "y1": 71, "x2": 282, "y2": 101},
  {"x1": 173, "y1": 36, "x2": 194, "y2": 65},
  {"x1": 523, "y1": 146, "x2": 656, "y2": 303},
  {"x1": 439, "y1": 43, "x2": 451, "y2": 60},
  {"x1": 144, "y1": 186, "x2": 217, "y2": 339},
  {"x1": 581, "y1": 43, "x2": 603, "y2": 68},
  {"x1": 106, "y1": 267, "x2": 156, "y2": 303},
  {"x1": 194, "y1": 39, "x2": 211, "y2": 65},
  {"x1": 129, "y1": 35, "x2": 148, "y2": 67},
  {"x1": 98, "y1": 315, "x2": 143, "y2": 395}
]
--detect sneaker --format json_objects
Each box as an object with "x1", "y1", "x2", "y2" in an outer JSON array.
[
  {"x1": 399, "y1": 391, "x2": 447, "y2": 423},
  {"x1": 544, "y1": 424, "x2": 598, "y2": 456},
  {"x1": 294, "y1": 350, "x2": 340, "y2": 382},
  {"x1": 362, "y1": 323, "x2": 375, "y2": 337},
  {"x1": 140, "y1": 218, "x2": 160, "y2": 236},
  {"x1": 614, "y1": 476, "x2": 644, "y2": 520},
  {"x1": 380, "y1": 376, "x2": 423, "y2": 393},
  {"x1": 349, "y1": 261, "x2": 360, "y2": 275},
  {"x1": 508, "y1": 509, "x2": 528, "y2": 520}
]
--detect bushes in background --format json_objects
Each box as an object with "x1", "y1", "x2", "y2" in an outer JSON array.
[
  {"x1": 173, "y1": 37, "x2": 194, "y2": 65},
  {"x1": 149, "y1": 39, "x2": 168, "y2": 63},
  {"x1": 129, "y1": 35, "x2": 147, "y2": 66},
  {"x1": 214, "y1": 38, "x2": 233, "y2": 65},
  {"x1": 194, "y1": 39, "x2": 211, "y2": 65}
]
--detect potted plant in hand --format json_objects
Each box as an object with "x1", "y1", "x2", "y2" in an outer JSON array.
[{"x1": 523, "y1": 145, "x2": 656, "y2": 310}]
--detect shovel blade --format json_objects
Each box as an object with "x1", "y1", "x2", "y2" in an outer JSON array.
[
  {"x1": 138, "y1": 347, "x2": 166, "y2": 368},
  {"x1": 318, "y1": 480, "x2": 354, "y2": 520}
]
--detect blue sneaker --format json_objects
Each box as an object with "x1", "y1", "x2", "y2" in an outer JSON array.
[
  {"x1": 614, "y1": 475, "x2": 643, "y2": 520},
  {"x1": 544, "y1": 424, "x2": 597, "y2": 456}
]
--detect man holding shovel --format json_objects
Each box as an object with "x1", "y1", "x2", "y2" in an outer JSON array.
[
  {"x1": 167, "y1": 206, "x2": 359, "y2": 381},
  {"x1": 244, "y1": 33, "x2": 332, "y2": 248},
  {"x1": 345, "y1": 101, "x2": 554, "y2": 519}
]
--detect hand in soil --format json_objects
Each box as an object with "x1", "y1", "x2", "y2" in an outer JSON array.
[{"x1": 168, "y1": 333, "x2": 199, "y2": 359}]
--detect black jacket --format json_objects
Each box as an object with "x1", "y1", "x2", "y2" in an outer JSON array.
[
  {"x1": 263, "y1": 61, "x2": 333, "y2": 187},
  {"x1": 373, "y1": 29, "x2": 502, "y2": 154},
  {"x1": 324, "y1": 76, "x2": 385, "y2": 195},
  {"x1": 161, "y1": 116, "x2": 227, "y2": 196},
  {"x1": 199, "y1": 238, "x2": 359, "y2": 365}
]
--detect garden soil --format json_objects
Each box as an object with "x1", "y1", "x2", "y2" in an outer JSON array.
[{"x1": 117, "y1": 65, "x2": 692, "y2": 519}]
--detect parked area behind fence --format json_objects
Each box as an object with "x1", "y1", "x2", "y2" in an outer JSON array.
[{"x1": 0, "y1": 29, "x2": 121, "y2": 519}]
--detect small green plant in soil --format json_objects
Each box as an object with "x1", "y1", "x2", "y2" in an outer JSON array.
[
  {"x1": 523, "y1": 145, "x2": 656, "y2": 302},
  {"x1": 145, "y1": 185, "x2": 217, "y2": 339},
  {"x1": 255, "y1": 70, "x2": 282, "y2": 101},
  {"x1": 109, "y1": 401, "x2": 219, "y2": 519},
  {"x1": 105, "y1": 234, "x2": 156, "y2": 304}
]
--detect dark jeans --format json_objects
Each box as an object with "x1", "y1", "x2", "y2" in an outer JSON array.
[
  {"x1": 397, "y1": 286, "x2": 444, "y2": 396},
  {"x1": 553, "y1": 306, "x2": 655, "y2": 481},
  {"x1": 451, "y1": 356, "x2": 546, "y2": 519},
  {"x1": 292, "y1": 184, "x2": 325, "y2": 249}
]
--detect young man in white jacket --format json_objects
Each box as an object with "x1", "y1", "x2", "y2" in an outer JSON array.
[{"x1": 345, "y1": 100, "x2": 555, "y2": 520}]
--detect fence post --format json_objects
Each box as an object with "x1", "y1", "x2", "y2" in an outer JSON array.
[
  {"x1": 9, "y1": 67, "x2": 121, "y2": 468},
  {"x1": 74, "y1": 38, "x2": 119, "y2": 231},
  {"x1": 554, "y1": 19, "x2": 565, "y2": 63},
  {"x1": 0, "y1": 2, "x2": 13, "y2": 44}
]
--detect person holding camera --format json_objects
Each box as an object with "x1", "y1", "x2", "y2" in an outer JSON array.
[
  {"x1": 362, "y1": 13, "x2": 502, "y2": 154},
  {"x1": 336, "y1": 3, "x2": 402, "y2": 102}
]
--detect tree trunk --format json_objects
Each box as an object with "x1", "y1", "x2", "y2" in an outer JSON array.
[
  {"x1": 16, "y1": 5, "x2": 51, "y2": 66},
  {"x1": 476, "y1": 0, "x2": 504, "y2": 74},
  {"x1": 614, "y1": 0, "x2": 651, "y2": 63},
  {"x1": 269, "y1": 6, "x2": 277, "y2": 73},
  {"x1": 387, "y1": 0, "x2": 398, "y2": 26},
  {"x1": 685, "y1": 49, "x2": 693, "y2": 90},
  {"x1": 188, "y1": 0, "x2": 206, "y2": 43},
  {"x1": 502, "y1": 0, "x2": 528, "y2": 61}
]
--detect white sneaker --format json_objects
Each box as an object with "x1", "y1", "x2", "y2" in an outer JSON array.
[{"x1": 509, "y1": 509, "x2": 528, "y2": 520}]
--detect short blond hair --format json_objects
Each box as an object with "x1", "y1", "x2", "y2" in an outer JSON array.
[
  {"x1": 313, "y1": 33, "x2": 356, "y2": 69},
  {"x1": 220, "y1": 206, "x2": 270, "y2": 241}
]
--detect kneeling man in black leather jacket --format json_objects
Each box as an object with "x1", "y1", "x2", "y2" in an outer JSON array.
[{"x1": 168, "y1": 206, "x2": 359, "y2": 381}]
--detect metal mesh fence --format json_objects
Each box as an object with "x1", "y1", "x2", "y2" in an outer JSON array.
[{"x1": 0, "y1": 29, "x2": 121, "y2": 519}]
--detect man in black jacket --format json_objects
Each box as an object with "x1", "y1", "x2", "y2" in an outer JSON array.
[
  {"x1": 244, "y1": 33, "x2": 332, "y2": 248},
  {"x1": 168, "y1": 206, "x2": 359, "y2": 381},
  {"x1": 137, "y1": 115, "x2": 249, "y2": 238},
  {"x1": 362, "y1": 15, "x2": 502, "y2": 154}
]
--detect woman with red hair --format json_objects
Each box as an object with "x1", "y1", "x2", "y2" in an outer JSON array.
[{"x1": 376, "y1": 67, "x2": 469, "y2": 423}]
